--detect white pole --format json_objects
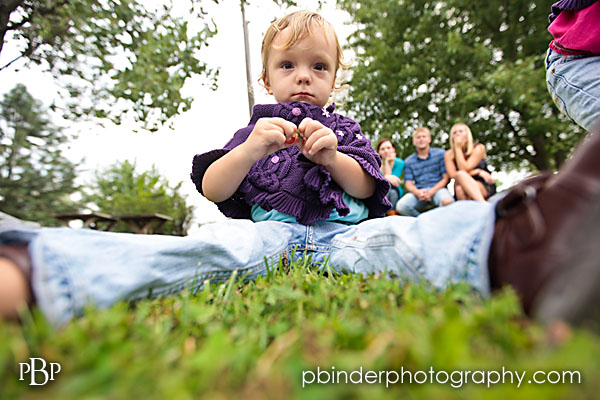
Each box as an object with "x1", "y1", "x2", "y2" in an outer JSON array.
[{"x1": 241, "y1": 1, "x2": 255, "y2": 117}]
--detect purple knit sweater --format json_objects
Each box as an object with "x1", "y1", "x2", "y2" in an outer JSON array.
[
  {"x1": 549, "y1": 0, "x2": 598, "y2": 22},
  {"x1": 191, "y1": 102, "x2": 391, "y2": 225}
]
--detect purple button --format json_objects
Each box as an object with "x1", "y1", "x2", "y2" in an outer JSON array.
[
  {"x1": 271, "y1": 155, "x2": 279, "y2": 163},
  {"x1": 292, "y1": 107, "x2": 301, "y2": 116}
]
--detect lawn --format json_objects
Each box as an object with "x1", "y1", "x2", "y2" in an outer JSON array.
[{"x1": 1, "y1": 256, "x2": 599, "y2": 399}]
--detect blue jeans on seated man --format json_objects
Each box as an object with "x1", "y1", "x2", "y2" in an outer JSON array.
[
  {"x1": 545, "y1": 48, "x2": 600, "y2": 131},
  {"x1": 396, "y1": 188, "x2": 454, "y2": 217}
]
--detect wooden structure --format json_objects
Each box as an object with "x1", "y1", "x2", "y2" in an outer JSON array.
[
  {"x1": 53, "y1": 212, "x2": 173, "y2": 235},
  {"x1": 118, "y1": 213, "x2": 173, "y2": 234},
  {"x1": 54, "y1": 212, "x2": 118, "y2": 231}
]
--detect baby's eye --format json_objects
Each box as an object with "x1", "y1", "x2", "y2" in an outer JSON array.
[
  {"x1": 314, "y1": 64, "x2": 327, "y2": 71},
  {"x1": 281, "y1": 62, "x2": 293, "y2": 69}
]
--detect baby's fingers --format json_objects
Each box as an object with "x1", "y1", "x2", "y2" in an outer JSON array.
[
  {"x1": 271, "y1": 118, "x2": 298, "y2": 145},
  {"x1": 299, "y1": 117, "x2": 325, "y2": 140},
  {"x1": 285, "y1": 128, "x2": 301, "y2": 145},
  {"x1": 305, "y1": 129, "x2": 336, "y2": 155},
  {"x1": 298, "y1": 117, "x2": 312, "y2": 135}
]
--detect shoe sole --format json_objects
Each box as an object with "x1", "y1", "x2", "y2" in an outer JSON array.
[{"x1": 532, "y1": 195, "x2": 600, "y2": 330}]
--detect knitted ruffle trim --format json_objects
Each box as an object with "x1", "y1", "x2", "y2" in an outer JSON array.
[
  {"x1": 343, "y1": 149, "x2": 393, "y2": 218},
  {"x1": 240, "y1": 162, "x2": 348, "y2": 225}
]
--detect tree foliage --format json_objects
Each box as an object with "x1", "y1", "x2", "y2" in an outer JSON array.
[
  {"x1": 0, "y1": 83, "x2": 79, "y2": 225},
  {"x1": 0, "y1": 0, "x2": 219, "y2": 131},
  {"x1": 82, "y1": 160, "x2": 194, "y2": 235},
  {"x1": 337, "y1": 0, "x2": 583, "y2": 171}
]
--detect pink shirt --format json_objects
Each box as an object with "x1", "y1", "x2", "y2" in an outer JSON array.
[{"x1": 548, "y1": 2, "x2": 600, "y2": 54}]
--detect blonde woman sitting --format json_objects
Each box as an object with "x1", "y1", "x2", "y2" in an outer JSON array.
[{"x1": 444, "y1": 123, "x2": 496, "y2": 202}]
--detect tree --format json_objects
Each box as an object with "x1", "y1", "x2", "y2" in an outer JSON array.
[
  {"x1": 82, "y1": 160, "x2": 194, "y2": 235},
  {"x1": 0, "y1": 0, "x2": 219, "y2": 131},
  {"x1": 0, "y1": 83, "x2": 79, "y2": 225},
  {"x1": 337, "y1": 0, "x2": 583, "y2": 171}
]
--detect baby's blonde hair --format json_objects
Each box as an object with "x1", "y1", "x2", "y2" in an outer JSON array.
[{"x1": 259, "y1": 10, "x2": 347, "y2": 86}]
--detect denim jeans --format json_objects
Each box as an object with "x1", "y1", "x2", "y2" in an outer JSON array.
[
  {"x1": 385, "y1": 187, "x2": 400, "y2": 210},
  {"x1": 0, "y1": 201, "x2": 495, "y2": 326},
  {"x1": 395, "y1": 188, "x2": 454, "y2": 217},
  {"x1": 545, "y1": 48, "x2": 600, "y2": 130}
]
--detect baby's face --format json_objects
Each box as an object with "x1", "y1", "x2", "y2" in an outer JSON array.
[{"x1": 263, "y1": 27, "x2": 337, "y2": 108}]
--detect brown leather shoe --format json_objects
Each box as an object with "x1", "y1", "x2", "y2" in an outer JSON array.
[{"x1": 489, "y1": 123, "x2": 600, "y2": 325}]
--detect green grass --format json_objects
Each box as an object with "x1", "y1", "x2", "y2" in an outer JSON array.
[{"x1": 1, "y1": 256, "x2": 599, "y2": 399}]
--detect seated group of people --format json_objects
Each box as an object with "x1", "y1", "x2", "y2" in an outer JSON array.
[{"x1": 377, "y1": 123, "x2": 497, "y2": 216}]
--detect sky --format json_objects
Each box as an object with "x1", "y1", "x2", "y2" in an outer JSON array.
[{"x1": 0, "y1": 1, "x2": 522, "y2": 232}]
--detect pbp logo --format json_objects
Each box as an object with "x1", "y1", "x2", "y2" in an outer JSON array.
[{"x1": 18, "y1": 358, "x2": 61, "y2": 385}]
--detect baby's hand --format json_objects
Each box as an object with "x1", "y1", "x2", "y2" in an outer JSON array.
[
  {"x1": 297, "y1": 118, "x2": 338, "y2": 166},
  {"x1": 243, "y1": 117, "x2": 298, "y2": 162}
]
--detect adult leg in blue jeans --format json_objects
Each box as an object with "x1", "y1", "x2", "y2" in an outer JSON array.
[
  {"x1": 3, "y1": 122, "x2": 600, "y2": 327},
  {"x1": 385, "y1": 186, "x2": 400, "y2": 211},
  {"x1": 395, "y1": 192, "x2": 428, "y2": 217},
  {"x1": 395, "y1": 188, "x2": 454, "y2": 217},
  {"x1": 546, "y1": 49, "x2": 600, "y2": 130}
]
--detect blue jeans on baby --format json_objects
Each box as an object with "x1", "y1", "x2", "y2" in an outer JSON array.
[
  {"x1": 545, "y1": 48, "x2": 600, "y2": 130},
  {"x1": 0, "y1": 201, "x2": 495, "y2": 326},
  {"x1": 395, "y1": 188, "x2": 454, "y2": 217}
]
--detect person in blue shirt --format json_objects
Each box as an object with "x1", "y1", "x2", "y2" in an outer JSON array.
[
  {"x1": 396, "y1": 127, "x2": 454, "y2": 216},
  {"x1": 376, "y1": 138, "x2": 404, "y2": 214}
]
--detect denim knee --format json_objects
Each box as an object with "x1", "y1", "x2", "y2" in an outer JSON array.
[
  {"x1": 545, "y1": 49, "x2": 600, "y2": 130},
  {"x1": 396, "y1": 193, "x2": 419, "y2": 216}
]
